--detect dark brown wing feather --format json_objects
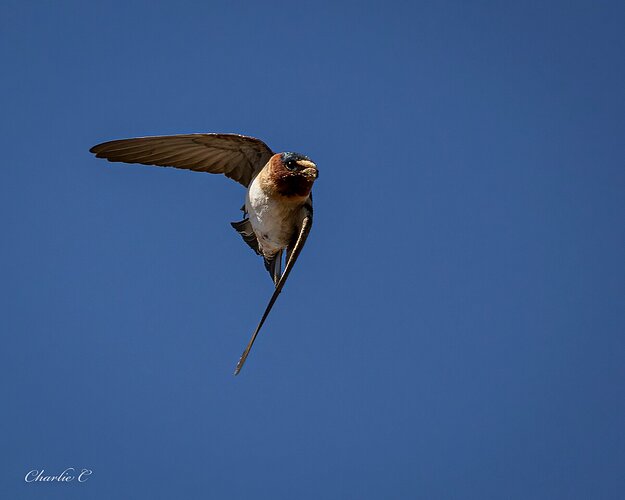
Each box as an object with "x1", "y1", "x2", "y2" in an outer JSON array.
[
  {"x1": 89, "y1": 133, "x2": 274, "y2": 187},
  {"x1": 234, "y1": 205, "x2": 313, "y2": 375}
]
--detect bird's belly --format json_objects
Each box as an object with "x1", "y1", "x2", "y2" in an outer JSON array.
[{"x1": 246, "y1": 181, "x2": 297, "y2": 256}]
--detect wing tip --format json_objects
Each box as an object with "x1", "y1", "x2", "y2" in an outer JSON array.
[
  {"x1": 234, "y1": 358, "x2": 245, "y2": 376},
  {"x1": 89, "y1": 142, "x2": 112, "y2": 157}
]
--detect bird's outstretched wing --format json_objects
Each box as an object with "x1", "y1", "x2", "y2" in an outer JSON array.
[
  {"x1": 90, "y1": 133, "x2": 274, "y2": 187},
  {"x1": 234, "y1": 205, "x2": 313, "y2": 375}
]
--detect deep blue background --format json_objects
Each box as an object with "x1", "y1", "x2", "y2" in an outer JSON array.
[{"x1": 1, "y1": 1, "x2": 624, "y2": 498}]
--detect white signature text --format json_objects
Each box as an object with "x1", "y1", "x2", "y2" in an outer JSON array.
[{"x1": 25, "y1": 468, "x2": 92, "y2": 483}]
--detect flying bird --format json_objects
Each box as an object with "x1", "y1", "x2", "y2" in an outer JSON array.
[{"x1": 89, "y1": 133, "x2": 318, "y2": 374}]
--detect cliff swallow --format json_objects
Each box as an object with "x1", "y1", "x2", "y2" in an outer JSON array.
[{"x1": 89, "y1": 133, "x2": 318, "y2": 374}]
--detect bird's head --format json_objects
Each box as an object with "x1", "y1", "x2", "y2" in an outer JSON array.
[
  {"x1": 280, "y1": 152, "x2": 318, "y2": 179},
  {"x1": 265, "y1": 152, "x2": 318, "y2": 198}
]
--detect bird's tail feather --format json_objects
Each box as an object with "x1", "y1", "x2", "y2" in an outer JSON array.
[{"x1": 264, "y1": 251, "x2": 283, "y2": 286}]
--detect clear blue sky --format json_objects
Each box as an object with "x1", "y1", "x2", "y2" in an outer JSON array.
[{"x1": 1, "y1": 1, "x2": 624, "y2": 499}]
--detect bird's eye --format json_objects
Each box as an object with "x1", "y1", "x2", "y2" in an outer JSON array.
[{"x1": 285, "y1": 161, "x2": 297, "y2": 171}]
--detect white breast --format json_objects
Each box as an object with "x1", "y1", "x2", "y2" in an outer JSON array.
[{"x1": 246, "y1": 176, "x2": 299, "y2": 256}]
